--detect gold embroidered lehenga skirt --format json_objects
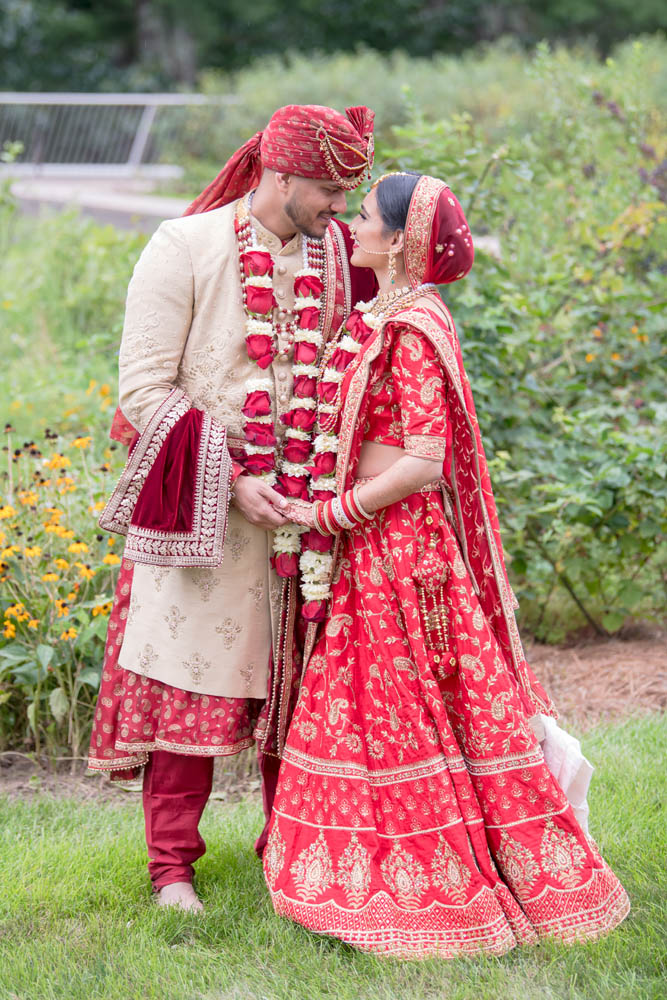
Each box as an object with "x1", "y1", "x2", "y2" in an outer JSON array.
[{"x1": 263, "y1": 491, "x2": 630, "y2": 958}]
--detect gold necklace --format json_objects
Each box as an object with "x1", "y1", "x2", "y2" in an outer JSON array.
[{"x1": 369, "y1": 282, "x2": 437, "y2": 318}]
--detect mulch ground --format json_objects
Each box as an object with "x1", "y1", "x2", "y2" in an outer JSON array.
[{"x1": 1, "y1": 629, "x2": 665, "y2": 803}]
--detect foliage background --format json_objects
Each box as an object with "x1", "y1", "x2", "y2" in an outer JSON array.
[
  {"x1": 0, "y1": 0, "x2": 666, "y2": 89},
  {"x1": 0, "y1": 38, "x2": 665, "y2": 760}
]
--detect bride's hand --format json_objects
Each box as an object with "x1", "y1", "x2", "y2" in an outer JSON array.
[{"x1": 283, "y1": 498, "x2": 317, "y2": 528}]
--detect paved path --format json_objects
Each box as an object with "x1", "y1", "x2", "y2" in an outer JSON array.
[
  {"x1": 8, "y1": 175, "x2": 502, "y2": 256},
  {"x1": 9, "y1": 177, "x2": 189, "y2": 233}
]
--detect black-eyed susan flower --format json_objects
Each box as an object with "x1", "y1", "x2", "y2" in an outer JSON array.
[
  {"x1": 41, "y1": 572, "x2": 59, "y2": 582},
  {"x1": 70, "y1": 436, "x2": 92, "y2": 449},
  {"x1": 23, "y1": 545, "x2": 42, "y2": 558},
  {"x1": 68, "y1": 541, "x2": 88, "y2": 554},
  {"x1": 59, "y1": 627, "x2": 77, "y2": 641},
  {"x1": 44, "y1": 454, "x2": 71, "y2": 470},
  {"x1": 102, "y1": 553, "x2": 121, "y2": 566},
  {"x1": 54, "y1": 558, "x2": 69, "y2": 570},
  {"x1": 0, "y1": 505, "x2": 16, "y2": 519}
]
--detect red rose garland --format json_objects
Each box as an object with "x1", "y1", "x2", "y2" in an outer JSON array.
[{"x1": 234, "y1": 195, "x2": 326, "y2": 590}]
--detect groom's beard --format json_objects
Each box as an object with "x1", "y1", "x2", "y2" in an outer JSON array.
[{"x1": 284, "y1": 195, "x2": 331, "y2": 240}]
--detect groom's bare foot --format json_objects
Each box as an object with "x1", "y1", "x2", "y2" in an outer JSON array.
[{"x1": 156, "y1": 881, "x2": 204, "y2": 913}]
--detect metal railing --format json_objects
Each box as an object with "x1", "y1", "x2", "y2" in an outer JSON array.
[{"x1": 0, "y1": 92, "x2": 237, "y2": 177}]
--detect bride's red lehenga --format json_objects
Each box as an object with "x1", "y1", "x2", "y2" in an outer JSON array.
[{"x1": 263, "y1": 176, "x2": 629, "y2": 958}]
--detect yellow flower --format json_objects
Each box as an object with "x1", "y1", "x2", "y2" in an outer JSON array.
[
  {"x1": 55, "y1": 599, "x2": 69, "y2": 618},
  {"x1": 585, "y1": 353, "x2": 596, "y2": 363},
  {"x1": 0, "y1": 505, "x2": 16, "y2": 519},
  {"x1": 76, "y1": 563, "x2": 95, "y2": 580},
  {"x1": 592, "y1": 327, "x2": 603, "y2": 339},
  {"x1": 631, "y1": 325, "x2": 638, "y2": 334},
  {"x1": 4, "y1": 603, "x2": 24, "y2": 619},
  {"x1": 68, "y1": 541, "x2": 88, "y2": 554},
  {"x1": 85, "y1": 379, "x2": 98, "y2": 396},
  {"x1": 99, "y1": 384, "x2": 111, "y2": 397},
  {"x1": 41, "y1": 572, "x2": 59, "y2": 582},
  {"x1": 107, "y1": 537, "x2": 115, "y2": 547},
  {"x1": 71, "y1": 436, "x2": 92, "y2": 449},
  {"x1": 636, "y1": 333, "x2": 649, "y2": 344},
  {"x1": 3, "y1": 622, "x2": 16, "y2": 639},
  {"x1": 102, "y1": 553, "x2": 121, "y2": 566},
  {"x1": 44, "y1": 454, "x2": 71, "y2": 470},
  {"x1": 611, "y1": 352, "x2": 621, "y2": 361},
  {"x1": 59, "y1": 528, "x2": 75, "y2": 539},
  {"x1": 1, "y1": 545, "x2": 20, "y2": 558},
  {"x1": 24, "y1": 545, "x2": 42, "y2": 558},
  {"x1": 0, "y1": 530, "x2": 5, "y2": 547},
  {"x1": 60, "y1": 627, "x2": 77, "y2": 641},
  {"x1": 56, "y1": 476, "x2": 76, "y2": 493},
  {"x1": 28, "y1": 619, "x2": 40, "y2": 630},
  {"x1": 89, "y1": 501, "x2": 106, "y2": 515},
  {"x1": 45, "y1": 508, "x2": 64, "y2": 521},
  {"x1": 92, "y1": 602, "x2": 112, "y2": 617},
  {"x1": 66, "y1": 591, "x2": 77, "y2": 602},
  {"x1": 54, "y1": 558, "x2": 69, "y2": 570},
  {"x1": 18, "y1": 490, "x2": 38, "y2": 506}
]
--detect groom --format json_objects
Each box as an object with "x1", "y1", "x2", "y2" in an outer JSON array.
[{"x1": 88, "y1": 104, "x2": 376, "y2": 911}]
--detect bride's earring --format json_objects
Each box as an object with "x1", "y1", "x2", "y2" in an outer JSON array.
[{"x1": 388, "y1": 250, "x2": 397, "y2": 285}]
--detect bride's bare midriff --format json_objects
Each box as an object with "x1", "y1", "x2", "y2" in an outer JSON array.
[{"x1": 356, "y1": 441, "x2": 407, "y2": 478}]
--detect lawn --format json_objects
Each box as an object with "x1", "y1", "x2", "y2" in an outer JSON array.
[{"x1": 0, "y1": 715, "x2": 664, "y2": 1000}]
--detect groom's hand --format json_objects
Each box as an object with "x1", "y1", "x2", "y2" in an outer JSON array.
[{"x1": 232, "y1": 475, "x2": 289, "y2": 529}]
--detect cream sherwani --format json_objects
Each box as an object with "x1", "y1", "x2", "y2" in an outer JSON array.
[{"x1": 116, "y1": 200, "x2": 307, "y2": 698}]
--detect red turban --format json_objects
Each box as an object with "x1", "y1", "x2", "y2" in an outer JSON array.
[{"x1": 185, "y1": 104, "x2": 375, "y2": 215}]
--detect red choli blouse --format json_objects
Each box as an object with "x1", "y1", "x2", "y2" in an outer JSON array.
[{"x1": 361, "y1": 322, "x2": 451, "y2": 465}]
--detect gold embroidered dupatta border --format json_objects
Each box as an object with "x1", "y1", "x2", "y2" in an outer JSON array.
[{"x1": 305, "y1": 296, "x2": 556, "y2": 718}]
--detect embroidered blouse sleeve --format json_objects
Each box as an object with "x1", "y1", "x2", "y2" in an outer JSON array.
[
  {"x1": 391, "y1": 324, "x2": 448, "y2": 461},
  {"x1": 118, "y1": 221, "x2": 194, "y2": 433}
]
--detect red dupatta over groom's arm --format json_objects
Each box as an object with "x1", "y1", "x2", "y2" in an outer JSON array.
[{"x1": 100, "y1": 389, "x2": 232, "y2": 567}]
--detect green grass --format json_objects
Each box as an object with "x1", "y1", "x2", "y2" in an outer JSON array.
[{"x1": 0, "y1": 715, "x2": 665, "y2": 1000}]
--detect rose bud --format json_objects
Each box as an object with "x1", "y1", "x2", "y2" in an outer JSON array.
[
  {"x1": 293, "y1": 374, "x2": 317, "y2": 397},
  {"x1": 317, "y1": 381, "x2": 339, "y2": 405},
  {"x1": 277, "y1": 474, "x2": 310, "y2": 499},
  {"x1": 241, "y1": 390, "x2": 272, "y2": 418},
  {"x1": 344, "y1": 310, "x2": 369, "y2": 339},
  {"x1": 298, "y1": 306, "x2": 320, "y2": 330},
  {"x1": 301, "y1": 529, "x2": 334, "y2": 553},
  {"x1": 243, "y1": 422, "x2": 277, "y2": 447},
  {"x1": 241, "y1": 250, "x2": 273, "y2": 277},
  {"x1": 243, "y1": 452, "x2": 275, "y2": 475},
  {"x1": 294, "y1": 341, "x2": 318, "y2": 365},
  {"x1": 302, "y1": 599, "x2": 328, "y2": 622},
  {"x1": 328, "y1": 348, "x2": 356, "y2": 372},
  {"x1": 294, "y1": 274, "x2": 323, "y2": 298},
  {"x1": 245, "y1": 334, "x2": 276, "y2": 369},
  {"x1": 308, "y1": 452, "x2": 336, "y2": 477},
  {"x1": 281, "y1": 407, "x2": 317, "y2": 432},
  {"x1": 283, "y1": 437, "x2": 312, "y2": 463},
  {"x1": 245, "y1": 285, "x2": 275, "y2": 314},
  {"x1": 272, "y1": 552, "x2": 299, "y2": 577},
  {"x1": 311, "y1": 488, "x2": 336, "y2": 502}
]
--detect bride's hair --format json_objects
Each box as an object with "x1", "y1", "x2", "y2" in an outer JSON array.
[{"x1": 376, "y1": 171, "x2": 421, "y2": 234}]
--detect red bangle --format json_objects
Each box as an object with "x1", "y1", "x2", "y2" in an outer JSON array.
[{"x1": 339, "y1": 489, "x2": 359, "y2": 525}]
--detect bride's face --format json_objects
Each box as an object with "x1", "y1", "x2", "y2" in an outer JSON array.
[{"x1": 349, "y1": 187, "x2": 397, "y2": 269}]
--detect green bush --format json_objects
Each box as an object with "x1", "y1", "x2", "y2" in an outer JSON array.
[{"x1": 0, "y1": 40, "x2": 665, "y2": 758}]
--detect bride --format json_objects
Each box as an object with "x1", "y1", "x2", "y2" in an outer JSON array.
[{"x1": 262, "y1": 172, "x2": 629, "y2": 958}]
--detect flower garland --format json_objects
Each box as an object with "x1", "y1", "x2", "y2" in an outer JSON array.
[
  {"x1": 233, "y1": 195, "x2": 326, "y2": 587},
  {"x1": 299, "y1": 285, "x2": 436, "y2": 619}
]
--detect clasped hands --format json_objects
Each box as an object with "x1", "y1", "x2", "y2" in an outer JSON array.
[
  {"x1": 232, "y1": 475, "x2": 317, "y2": 530},
  {"x1": 233, "y1": 476, "x2": 371, "y2": 534}
]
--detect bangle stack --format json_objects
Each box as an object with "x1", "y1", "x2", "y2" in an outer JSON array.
[{"x1": 313, "y1": 485, "x2": 375, "y2": 535}]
